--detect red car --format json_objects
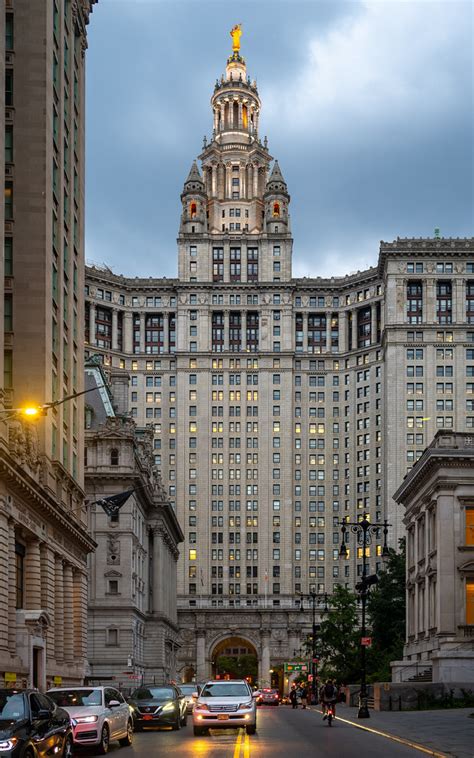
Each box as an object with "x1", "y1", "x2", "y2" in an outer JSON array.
[{"x1": 259, "y1": 688, "x2": 279, "y2": 706}]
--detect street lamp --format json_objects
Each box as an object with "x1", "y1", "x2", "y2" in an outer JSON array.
[
  {"x1": 0, "y1": 386, "x2": 104, "y2": 422},
  {"x1": 339, "y1": 514, "x2": 390, "y2": 719},
  {"x1": 299, "y1": 591, "x2": 330, "y2": 705}
]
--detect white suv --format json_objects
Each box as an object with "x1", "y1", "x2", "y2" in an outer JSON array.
[{"x1": 193, "y1": 680, "x2": 257, "y2": 736}]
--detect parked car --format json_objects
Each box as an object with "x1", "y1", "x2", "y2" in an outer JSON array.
[
  {"x1": 47, "y1": 686, "x2": 133, "y2": 754},
  {"x1": 177, "y1": 684, "x2": 197, "y2": 713},
  {"x1": 192, "y1": 679, "x2": 257, "y2": 736},
  {"x1": 259, "y1": 688, "x2": 279, "y2": 706},
  {"x1": 128, "y1": 685, "x2": 187, "y2": 731},
  {"x1": 0, "y1": 689, "x2": 73, "y2": 758}
]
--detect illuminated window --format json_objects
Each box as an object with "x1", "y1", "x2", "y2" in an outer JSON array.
[
  {"x1": 273, "y1": 202, "x2": 280, "y2": 218},
  {"x1": 466, "y1": 507, "x2": 474, "y2": 546},
  {"x1": 467, "y1": 579, "x2": 474, "y2": 625},
  {"x1": 189, "y1": 549, "x2": 197, "y2": 561},
  {"x1": 190, "y1": 202, "x2": 197, "y2": 219},
  {"x1": 357, "y1": 547, "x2": 370, "y2": 558}
]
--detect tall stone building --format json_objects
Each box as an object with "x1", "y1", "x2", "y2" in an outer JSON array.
[
  {"x1": 85, "y1": 32, "x2": 474, "y2": 683},
  {"x1": 84, "y1": 359, "x2": 183, "y2": 686},
  {"x1": 0, "y1": 0, "x2": 97, "y2": 689}
]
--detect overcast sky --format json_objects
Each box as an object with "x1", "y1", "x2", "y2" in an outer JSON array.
[{"x1": 86, "y1": 0, "x2": 473, "y2": 279}]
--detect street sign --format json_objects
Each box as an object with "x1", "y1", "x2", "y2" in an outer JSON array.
[
  {"x1": 361, "y1": 637, "x2": 372, "y2": 647},
  {"x1": 284, "y1": 663, "x2": 309, "y2": 673},
  {"x1": 308, "y1": 674, "x2": 313, "y2": 682}
]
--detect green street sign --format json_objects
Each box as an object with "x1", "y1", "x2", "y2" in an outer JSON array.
[{"x1": 284, "y1": 662, "x2": 309, "y2": 673}]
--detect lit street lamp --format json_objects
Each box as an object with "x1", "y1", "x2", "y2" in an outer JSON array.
[
  {"x1": 298, "y1": 590, "x2": 331, "y2": 705},
  {"x1": 339, "y1": 515, "x2": 390, "y2": 718},
  {"x1": 0, "y1": 386, "x2": 104, "y2": 422}
]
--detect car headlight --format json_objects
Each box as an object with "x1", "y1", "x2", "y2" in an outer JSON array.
[
  {"x1": 238, "y1": 702, "x2": 253, "y2": 710},
  {"x1": 161, "y1": 702, "x2": 176, "y2": 713},
  {"x1": 72, "y1": 715, "x2": 99, "y2": 725},
  {"x1": 0, "y1": 739, "x2": 18, "y2": 751}
]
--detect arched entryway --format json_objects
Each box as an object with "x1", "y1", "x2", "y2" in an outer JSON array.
[{"x1": 211, "y1": 636, "x2": 259, "y2": 686}]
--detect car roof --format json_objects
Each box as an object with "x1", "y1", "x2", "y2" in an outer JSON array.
[
  {"x1": 203, "y1": 680, "x2": 249, "y2": 685},
  {"x1": 47, "y1": 686, "x2": 106, "y2": 691}
]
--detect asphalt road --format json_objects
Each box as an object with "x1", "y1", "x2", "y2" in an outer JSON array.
[{"x1": 101, "y1": 705, "x2": 429, "y2": 757}]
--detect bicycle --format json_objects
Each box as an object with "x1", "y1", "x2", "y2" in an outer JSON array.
[{"x1": 326, "y1": 702, "x2": 334, "y2": 726}]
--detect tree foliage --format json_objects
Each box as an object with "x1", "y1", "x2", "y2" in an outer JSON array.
[
  {"x1": 215, "y1": 654, "x2": 258, "y2": 681},
  {"x1": 315, "y1": 585, "x2": 361, "y2": 684}
]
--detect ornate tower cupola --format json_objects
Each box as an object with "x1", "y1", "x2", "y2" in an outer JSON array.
[
  {"x1": 180, "y1": 160, "x2": 208, "y2": 234},
  {"x1": 264, "y1": 160, "x2": 291, "y2": 233}
]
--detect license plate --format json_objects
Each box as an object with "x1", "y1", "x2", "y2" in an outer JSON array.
[
  {"x1": 217, "y1": 714, "x2": 229, "y2": 720},
  {"x1": 143, "y1": 715, "x2": 153, "y2": 720}
]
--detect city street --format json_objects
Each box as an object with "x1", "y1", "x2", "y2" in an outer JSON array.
[{"x1": 104, "y1": 706, "x2": 429, "y2": 757}]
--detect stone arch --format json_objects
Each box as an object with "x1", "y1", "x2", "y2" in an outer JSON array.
[{"x1": 210, "y1": 634, "x2": 259, "y2": 685}]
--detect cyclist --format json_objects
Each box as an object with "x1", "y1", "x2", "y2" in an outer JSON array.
[{"x1": 319, "y1": 679, "x2": 338, "y2": 720}]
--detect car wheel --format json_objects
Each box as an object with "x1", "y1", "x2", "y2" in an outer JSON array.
[
  {"x1": 171, "y1": 714, "x2": 181, "y2": 731},
  {"x1": 97, "y1": 725, "x2": 110, "y2": 755},
  {"x1": 119, "y1": 720, "x2": 133, "y2": 747},
  {"x1": 246, "y1": 724, "x2": 256, "y2": 735},
  {"x1": 62, "y1": 735, "x2": 73, "y2": 758}
]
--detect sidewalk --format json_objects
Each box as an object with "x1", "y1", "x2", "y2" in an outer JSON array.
[{"x1": 334, "y1": 703, "x2": 474, "y2": 758}]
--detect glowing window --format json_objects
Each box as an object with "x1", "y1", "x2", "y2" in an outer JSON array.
[{"x1": 273, "y1": 202, "x2": 280, "y2": 218}]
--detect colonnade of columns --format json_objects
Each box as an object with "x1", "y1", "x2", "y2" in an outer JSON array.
[
  {"x1": 204, "y1": 161, "x2": 265, "y2": 201},
  {"x1": 212, "y1": 99, "x2": 259, "y2": 134},
  {"x1": 88, "y1": 304, "x2": 173, "y2": 354},
  {"x1": 0, "y1": 509, "x2": 88, "y2": 666}
]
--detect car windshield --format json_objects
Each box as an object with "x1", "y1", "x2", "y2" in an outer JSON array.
[
  {"x1": 201, "y1": 683, "x2": 250, "y2": 698},
  {"x1": 131, "y1": 688, "x2": 175, "y2": 701},
  {"x1": 178, "y1": 686, "x2": 195, "y2": 695},
  {"x1": 48, "y1": 689, "x2": 102, "y2": 707},
  {"x1": 0, "y1": 693, "x2": 25, "y2": 721}
]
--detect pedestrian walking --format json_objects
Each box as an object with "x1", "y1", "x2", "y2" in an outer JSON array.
[
  {"x1": 289, "y1": 686, "x2": 298, "y2": 709},
  {"x1": 300, "y1": 684, "x2": 308, "y2": 709}
]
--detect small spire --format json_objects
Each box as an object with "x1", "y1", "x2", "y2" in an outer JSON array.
[
  {"x1": 185, "y1": 160, "x2": 203, "y2": 184},
  {"x1": 268, "y1": 160, "x2": 286, "y2": 185}
]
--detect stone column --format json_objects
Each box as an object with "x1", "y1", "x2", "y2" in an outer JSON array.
[
  {"x1": 436, "y1": 492, "x2": 456, "y2": 634},
  {"x1": 238, "y1": 101, "x2": 243, "y2": 128},
  {"x1": 211, "y1": 164, "x2": 217, "y2": 197},
  {"x1": 253, "y1": 164, "x2": 259, "y2": 197},
  {"x1": 162, "y1": 313, "x2": 169, "y2": 354},
  {"x1": 224, "y1": 311, "x2": 230, "y2": 352},
  {"x1": 25, "y1": 538, "x2": 41, "y2": 610},
  {"x1": 425, "y1": 279, "x2": 436, "y2": 324},
  {"x1": 73, "y1": 568, "x2": 88, "y2": 662},
  {"x1": 260, "y1": 629, "x2": 271, "y2": 688},
  {"x1": 40, "y1": 544, "x2": 56, "y2": 661},
  {"x1": 63, "y1": 563, "x2": 74, "y2": 663},
  {"x1": 111, "y1": 308, "x2": 119, "y2": 351},
  {"x1": 89, "y1": 303, "x2": 96, "y2": 346},
  {"x1": 196, "y1": 629, "x2": 207, "y2": 682},
  {"x1": 0, "y1": 510, "x2": 9, "y2": 650},
  {"x1": 339, "y1": 311, "x2": 347, "y2": 353},
  {"x1": 371, "y1": 303, "x2": 378, "y2": 345},
  {"x1": 351, "y1": 309, "x2": 358, "y2": 351},
  {"x1": 454, "y1": 279, "x2": 465, "y2": 323},
  {"x1": 123, "y1": 312, "x2": 133, "y2": 353},
  {"x1": 240, "y1": 164, "x2": 246, "y2": 198},
  {"x1": 218, "y1": 163, "x2": 225, "y2": 200},
  {"x1": 139, "y1": 313, "x2": 146, "y2": 354},
  {"x1": 326, "y1": 312, "x2": 332, "y2": 353},
  {"x1": 152, "y1": 526, "x2": 163, "y2": 614},
  {"x1": 7, "y1": 519, "x2": 16, "y2": 652},
  {"x1": 54, "y1": 556, "x2": 64, "y2": 662},
  {"x1": 241, "y1": 311, "x2": 247, "y2": 352},
  {"x1": 302, "y1": 312, "x2": 308, "y2": 353}
]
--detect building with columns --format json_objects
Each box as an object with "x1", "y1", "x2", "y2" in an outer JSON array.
[
  {"x1": 84, "y1": 32, "x2": 474, "y2": 681},
  {"x1": 392, "y1": 432, "x2": 474, "y2": 683},
  {"x1": 0, "y1": 0, "x2": 97, "y2": 689},
  {"x1": 84, "y1": 359, "x2": 183, "y2": 686}
]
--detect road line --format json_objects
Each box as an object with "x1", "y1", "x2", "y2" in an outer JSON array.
[
  {"x1": 309, "y1": 708, "x2": 448, "y2": 757},
  {"x1": 243, "y1": 732, "x2": 250, "y2": 758},
  {"x1": 233, "y1": 729, "x2": 243, "y2": 758}
]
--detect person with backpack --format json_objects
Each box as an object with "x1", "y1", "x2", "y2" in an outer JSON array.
[
  {"x1": 320, "y1": 679, "x2": 338, "y2": 720},
  {"x1": 300, "y1": 684, "x2": 308, "y2": 709},
  {"x1": 289, "y1": 686, "x2": 298, "y2": 709}
]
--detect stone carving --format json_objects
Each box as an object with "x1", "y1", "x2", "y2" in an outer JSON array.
[
  {"x1": 107, "y1": 535, "x2": 120, "y2": 565},
  {"x1": 8, "y1": 421, "x2": 39, "y2": 471}
]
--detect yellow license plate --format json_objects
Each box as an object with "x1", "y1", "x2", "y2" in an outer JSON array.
[{"x1": 217, "y1": 714, "x2": 229, "y2": 720}]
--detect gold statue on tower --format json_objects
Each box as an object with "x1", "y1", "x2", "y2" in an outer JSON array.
[{"x1": 230, "y1": 24, "x2": 242, "y2": 53}]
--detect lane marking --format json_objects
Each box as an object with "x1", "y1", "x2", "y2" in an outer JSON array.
[
  {"x1": 309, "y1": 708, "x2": 448, "y2": 757},
  {"x1": 243, "y1": 731, "x2": 250, "y2": 758},
  {"x1": 233, "y1": 729, "x2": 243, "y2": 758}
]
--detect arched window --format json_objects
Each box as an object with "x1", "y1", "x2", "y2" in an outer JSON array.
[
  {"x1": 110, "y1": 448, "x2": 119, "y2": 466},
  {"x1": 273, "y1": 202, "x2": 280, "y2": 218},
  {"x1": 233, "y1": 101, "x2": 239, "y2": 128},
  {"x1": 190, "y1": 202, "x2": 197, "y2": 219},
  {"x1": 242, "y1": 105, "x2": 248, "y2": 129}
]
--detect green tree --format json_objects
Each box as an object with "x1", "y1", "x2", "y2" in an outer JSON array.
[
  {"x1": 366, "y1": 538, "x2": 406, "y2": 682},
  {"x1": 216, "y1": 654, "x2": 258, "y2": 681},
  {"x1": 313, "y1": 585, "x2": 361, "y2": 684}
]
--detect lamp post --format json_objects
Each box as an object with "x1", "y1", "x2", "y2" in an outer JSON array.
[
  {"x1": 339, "y1": 515, "x2": 390, "y2": 719},
  {"x1": 0, "y1": 385, "x2": 104, "y2": 422},
  {"x1": 299, "y1": 591, "x2": 330, "y2": 705}
]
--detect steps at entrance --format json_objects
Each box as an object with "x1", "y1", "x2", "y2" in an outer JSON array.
[{"x1": 407, "y1": 668, "x2": 432, "y2": 682}]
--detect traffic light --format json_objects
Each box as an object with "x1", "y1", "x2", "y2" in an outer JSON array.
[{"x1": 355, "y1": 574, "x2": 378, "y2": 592}]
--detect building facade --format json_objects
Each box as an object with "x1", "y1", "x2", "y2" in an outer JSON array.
[
  {"x1": 392, "y1": 432, "x2": 474, "y2": 683},
  {"x1": 84, "y1": 360, "x2": 183, "y2": 686},
  {"x1": 84, "y1": 34, "x2": 474, "y2": 680},
  {"x1": 0, "y1": 0, "x2": 97, "y2": 689}
]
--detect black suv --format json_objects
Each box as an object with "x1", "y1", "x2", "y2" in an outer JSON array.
[
  {"x1": 128, "y1": 685, "x2": 187, "y2": 731},
  {"x1": 0, "y1": 689, "x2": 73, "y2": 758}
]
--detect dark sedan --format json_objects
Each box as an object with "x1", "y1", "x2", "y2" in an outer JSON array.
[
  {"x1": 0, "y1": 689, "x2": 73, "y2": 758},
  {"x1": 128, "y1": 686, "x2": 187, "y2": 731}
]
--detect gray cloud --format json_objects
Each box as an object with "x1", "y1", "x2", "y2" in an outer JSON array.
[{"x1": 86, "y1": 0, "x2": 473, "y2": 278}]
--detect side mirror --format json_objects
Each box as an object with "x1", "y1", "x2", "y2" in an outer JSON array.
[
  {"x1": 252, "y1": 691, "x2": 259, "y2": 698},
  {"x1": 35, "y1": 709, "x2": 52, "y2": 720},
  {"x1": 109, "y1": 700, "x2": 121, "y2": 708}
]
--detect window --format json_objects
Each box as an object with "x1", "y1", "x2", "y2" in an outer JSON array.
[
  {"x1": 107, "y1": 629, "x2": 118, "y2": 646},
  {"x1": 4, "y1": 182, "x2": 13, "y2": 220},
  {"x1": 110, "y1": 448, "x2": 119, "y2": 466},
  {"x1": 466, "y1": 507, "x2": 474, "y2": 546}
]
